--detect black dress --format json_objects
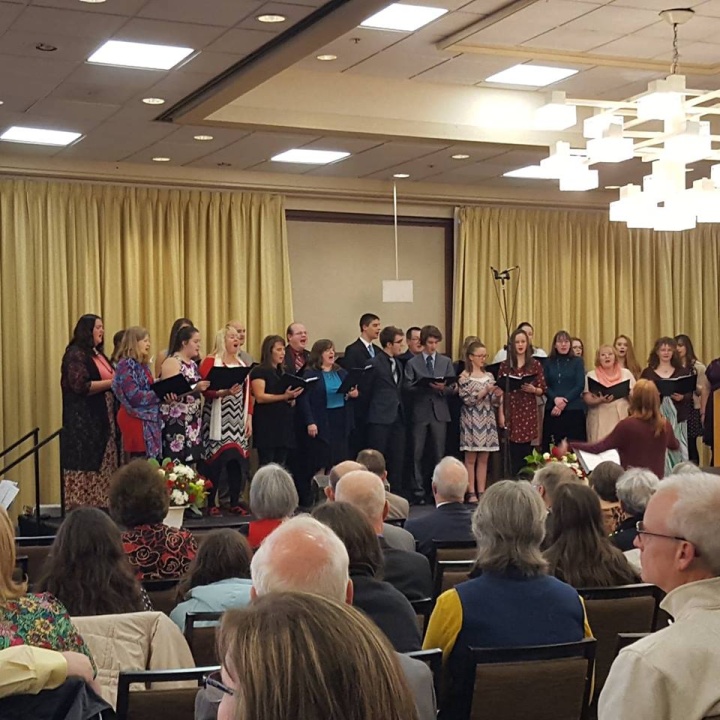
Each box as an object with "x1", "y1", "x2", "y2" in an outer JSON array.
[{"x1": 250, "y1": 365, "x2": 294, "y2": 465}]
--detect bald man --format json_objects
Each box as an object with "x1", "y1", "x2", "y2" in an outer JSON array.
[{"x1": 336, "y1": 471, "x2": 433, "y2": 601}]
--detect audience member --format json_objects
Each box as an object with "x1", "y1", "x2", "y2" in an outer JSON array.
[
  {"x1": 312, "y1": 502, "x2": 421, "y2": 652},
  {"x1": 0, "y1": 508, "x2": 94, "y2": 662},
  {"x1": 589, "y1": 460, "x2": 625, "y2": 534},
  {"x1": 109, "y1": 459, "x2": 198, "y2": 580},
  {"x1": 356, "y1": 449, "x2": 409, "y2": 521},
  {"x1": 335, "y1": 471, "x2": 433, "y2": 600},
  {"x1": 544, "y1": 483, "x2": 640, "y2": 587},
  {"x1": 404, "y1": 457, "x2": 474, "y2": 557},
  {"x1": 36, "y1": 508, "x2": 150, "y2": 616},
  {"x1": 243, "y1": 463, "x2": 298, "y2": 549},
  {"x1": 170, "y1": 529, "x2": 253, "y2": 632},
  {"x1": 531, "y1": 462, "x2": 582, "y2": 549},
  {"x1": 424, "y1": 480, "x2": 590, "y2": 719},
  {"x1": 671, "y1": 460, "x2": 704, "y2": 475},
  {"x1": 215, "y1": 593, "x2": 419, "y2": 720},
  {"x1": 599, "y1": 473, "x2": 720, "y2": 719},
  {"x1": 611, "y1": 468, "x2": 660, "y2": 552}
]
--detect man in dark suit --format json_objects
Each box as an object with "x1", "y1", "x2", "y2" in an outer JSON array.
[
  {"x1": 335, "y1": 469, "x2": 433, "y2": 601},
  {"x1": 405, "y1": 456, "x2": 474, "y2": 557},
  {"x1": 365, "y1": 325, "x2": 406, "y2": 493},
  {"x1": 404, "y1": 325, "x2": 457, "y2": 504},
  {"x1": 398, "y1": 326, "x2": 422, "y2": 366}
]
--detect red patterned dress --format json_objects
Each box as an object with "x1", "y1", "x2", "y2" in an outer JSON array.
[{"x1": 121, "y1": 523, "x2": 198, "y2": 581}]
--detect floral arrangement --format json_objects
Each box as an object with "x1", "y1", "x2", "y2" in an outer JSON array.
[
  {"x1": 148, "y1": 458, "x2": 212, "y2": 515},
  {"x1": 521, "y1": 445, "x2": 585, "y2": 479}
]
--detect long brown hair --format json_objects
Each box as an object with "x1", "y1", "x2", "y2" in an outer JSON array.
[
  {"x1": 507, "y1": 328, "x2": 530, "y2": 370},
  {"x1": 218, "y1": 592, "x2": 418, "y2": 720},
  {"x1": 647, "y1": 336, "x2": 682, "y2": 371},
  {"x1": 0, "y1": 507, "x2": 27, "y2": 600},
  {"x1": 544, "y1": 484, "x2": 639, "y2": 588},
  {"x1": 36, "y1": 508, "x2": 146, "y2": 615},
  {"x1": 614, "y1": 335, "x2": 641, "y2": 379},
  {"x1": 628, "y1": 379, "x2": 666, "y2": 437},
  {"x1": 308, "y1": 339, "x2": 340, "y2": 371}
]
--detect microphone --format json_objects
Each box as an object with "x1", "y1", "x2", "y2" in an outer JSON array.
[{"x1": 491, "y1": 266, "x2": 519, "y2": 281}]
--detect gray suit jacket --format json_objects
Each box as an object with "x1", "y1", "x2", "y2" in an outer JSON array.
[
  {"x1": 383, "y1": 522, "x2": 416, "y2": 552},
  {"x1": 404, "y1": 352, "x2": 455, "y2": 423},
  {"x1": 396, "y1": 652, "x2": 437, "y2": 720}
]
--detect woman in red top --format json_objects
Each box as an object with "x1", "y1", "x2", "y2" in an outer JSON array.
[
  {"x1": 571, "y1": 379, "x2": 679, "y2": 479},
  {"x1": 498, "y1": 328, "x2": 548, "y2": 477},
  {"x1": 242, "y1": 464, "x2": 298, "y2": 549}
]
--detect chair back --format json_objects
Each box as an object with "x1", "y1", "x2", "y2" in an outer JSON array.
[
  {"x1": 142, "y1": 579, "x2": 181, "y2": 615},
  {"x1": 385, "y1": 517, "x2": 406, "y2": 528},
  {"x1": 409, "y1": 598, "x2": 434, "y2": 640},
  {"x1": 433, "y1": 539, "x2": 477, "y2": 563},
  {"x1": 615, "y1": 632, "x2": 649, "y2": 656},
  {"x1": 577, "y1": 583, "x2": 660, "y2": 695},
  {"x1": 469, "y1": 638, "x2": 596, "y2": 720},
  {"x1": 115, "y1": 666, "x2": 218, "y2": 720},
  {"x1": 14, "y1": 537, "x2": 55, "y2": 588},
  {"x1": 184, "y1": 611, "x2": 223, "y2": 666},
  {"x1": 14, "y1": 555, "x2": 28, "y2": 583},
  {"x1": 406, "y1": 648, "x2": 442, "y2": 702},
  {"x1": 433, "y1": 559, "x2": 474, "y2": 600}
]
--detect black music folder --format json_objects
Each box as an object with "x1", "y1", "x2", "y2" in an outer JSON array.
[
  {"x1": 499, "y1": 373, "x2": 537, "y2": 392},
  {"x1": 587, "y1": 377, "x2": 631, "y2": 400},
  {"x1": 278, "y1": 374, "x2": 319, "y2": 392},
  {"x1": 412, "y1": 375, "x2": 458, "y2": 388},
  {"x1": 337, "y1": 366, "x2": 373, "y2": 394},
  {"x1": 207, "y1": 365, "x2": 255, "y2": 390},
  {"x1": 152, "y1": 374, "x2": 193, "y2": 399},
  {"x1": 655, "y1": 375, "x2": 696, "y2": 397}
]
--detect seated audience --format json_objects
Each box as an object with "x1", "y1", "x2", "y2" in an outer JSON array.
[
  {"x1": 312, "y1": 502, "x2": 421, "y2": 652},
  {"x1": 327, "y1": 460, "x2": 415, "y2": 551},
  {"x1": 424, "y1": 480, "x2": 591, "y2": 719},
  {"x1": 531, "y1": 462, "x2": 582, "y2": 549},
  {"x1": 589, "y1": 460, "x2": 625, "y2": 534},
  {"x1": 404, "y1": 456, "x2": 474, "y2": 557},
  {"x1": 599, "y1": 473, "x2": 720, "y2": 719},
  {"x1": 336, "y1": 470, "x2": 433, "y2": 601},
  {"x1": 544, "y1": 483, "x2": 640, "y2": 587},
  {"x1": 215, "y1": 593, "x2": 419, "y2": 720},
  {"x1": 0, "y1": 508, "x2": 93, "y2": 662},
  {"x1": 170, "y1": 529, "x2": 253, "y2": 632},
  {"x1": 670, "y1": 461, "x2": 704, "y2": 475},
  {"x1": 109, "y1": 459, "x2": 198, "y2": 580},
  {"x1": 36, "y1": 508, "x2": 151, "y2": 615},
  {"x1": 611, "y1": 468, "x2": 660, "y2": 552},
  {"x1": 242, "y1": 463, "x2": 298, "y2": 549},
  {"x1": 356, "y1": 448, "x2": 409, "y2": 521}
]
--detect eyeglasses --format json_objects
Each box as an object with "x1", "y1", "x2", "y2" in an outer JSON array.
[
  {"x1": 203, "y1": 671, "x2": 234, "y2": 703},
  {"x1": 470, "y1": 354, "x2": 486, "y2": 359},
  {"x1": 635, "y1": 521, "x2": 687, "y2": 543}
]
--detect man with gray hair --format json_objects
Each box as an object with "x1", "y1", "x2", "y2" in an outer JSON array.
[
  {"x1": 336, "y1": 470, "x2": 433, "y2": 600},
  {"x1": 611, "y1": 468, "x2": 660, "y2": 551},
  {"x1": 249, "y1": 515, "x2": 437, "y2": 720},
  {"x1": 405, "y1": 456, "x2": 474, "y2": 557},
  {"x1": 599, "y1": 472, "x2": 720, "y2": 720}
]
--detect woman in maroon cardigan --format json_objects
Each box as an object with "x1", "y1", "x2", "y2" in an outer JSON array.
[{"x1": 571, "y1": 380, "x2": 679, "y2": 479}]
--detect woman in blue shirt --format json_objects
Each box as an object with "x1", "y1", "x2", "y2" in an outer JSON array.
[
  {"x1": 543, "y1": 330, "x2": 587, "y2": 449},
  {"x1": 300, "y1": 339, "x2": 358, "y2": 476}
]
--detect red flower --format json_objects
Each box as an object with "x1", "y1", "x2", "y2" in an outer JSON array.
[
  {"x1": 204, "y1": 480, "x2": 213, "y2": 489},
  {"x1": 188, "y1": 493, "x2": 196, "y2": 503},
  {"x1": 551, "y1": 446, "x2": 564, "y2": 460}
]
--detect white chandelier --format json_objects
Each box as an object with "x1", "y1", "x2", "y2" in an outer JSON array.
[{"x1": 535, "y1": 8, "x2": 720, "y2": 231}]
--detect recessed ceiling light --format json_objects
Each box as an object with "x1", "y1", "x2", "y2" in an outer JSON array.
[
  {"x1": 0, "y1": 126, "x2": 82, "y2": 146},
  {"x1": 142, "y1": 97, "x2": 165, "y2": 105},
  {"x1": 316, "y1": 54, "x2": 338, "y2": 61},
  {"x1": 217, "y1": 162, "x2": 232, "y2": 167},
  {"x1": 361, "y1": 3, "x2": 448, "y2": 32},
  {"x1": 79, "y1": 0, "x2": 107, "y2": 3},
  {"x1": 393, "y1": 173, "x2": 410, "y2": 178},
  {"x1": 35, "y1": 43, "x2": 57, "y2": 52},
  {"x1": 152, "y1": 156, "x2": 170, "y2": 162},
  {"x1": 193, "y1": 135, "x2": 214, "y2": 141},
  {"x1": 485, "y1": 64, "x2": 578, "y2": 87},
  {"x1": 88, "y1": 40, "x2": 194, "y2": 71},
  {"x1": 271, "y1": 149, "x2": 350, "y2": 164},
  {"x1": 503, "y1": 165, "x2": 554, "y2": 179},
  {"x1": 452, "y1": 154, "x2": 470, "y2": 160},
  {"x1": 257, "y1": 14, "x2": 286, "y2": 23}
]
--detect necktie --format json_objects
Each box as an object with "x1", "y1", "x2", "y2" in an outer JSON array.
[
  {"x1": 391, "y1": 359, "x2": 399, "y2": 385},
  {"x1": 368, "y1": 344, "x2": 375, "y2": 358},
  {"x1": 426, "y1": 354, "x2": 434, "y2": 375},
  {"x1": 294, "y1": 352, "x2": 304, "y2": 372}
]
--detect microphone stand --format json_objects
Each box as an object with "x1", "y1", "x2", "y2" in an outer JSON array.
[{"x1": 490, "y1": 266, "x2": 520, "y2": 478}]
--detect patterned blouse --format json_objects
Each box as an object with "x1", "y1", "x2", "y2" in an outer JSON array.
[
  {"x1": 0, "y1": 592, "x2": 94, "y2": 666},
  {"x1": 122, "y1": 523, "x2": 198, "y2": 581}
]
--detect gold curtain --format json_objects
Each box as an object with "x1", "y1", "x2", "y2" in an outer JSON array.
[
  {"x1": 0, "y1": 179, "x2": 292, "y2": 507},
  {"x1": 453, "y1": 205, "x2": 720, "y2": 363}
]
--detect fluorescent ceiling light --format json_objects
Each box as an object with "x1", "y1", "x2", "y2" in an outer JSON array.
[
  {"x1": 361, "y1": 3, "x2": 448, "y2": 32},
  {"x1": 88, "y1": 40, "x2": 194, "y2": 70},
  {"x1": 503, "y1": 165, "x2": 554, "y2": 179},
  {"x1": 193, "y1": 135, "x2": 214, "y2": 141},
  {"x1": 452, "y1": 154, "x2": 470, "y2": 160},
  {"x1": 271, "y1": 149, "x2": 350, "y2": 164},
  {"x1": 316, "y1": 54, "x2": 337, "y2": 61},
  {"x1": 152, "y1": 156, "x2": 170, "y2": 162},
  {"x1": 485, "y1": 64, "x2": 578, "y2": 87},
  {"x1": 393, "y1": 173, "x2": 410, "y2": 178},
  {"x1": 257, "y1": 14, "x2": 286, "y2": 23},
  {"x1": 142, "y1": 97, "x2": 165, "y2": 105},
  {"x1": 0, "y1": 126, "x2": 81, "y2": 146}
]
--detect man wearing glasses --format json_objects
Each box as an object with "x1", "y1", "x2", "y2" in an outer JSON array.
[{"x1": 599, "y1": 472, "x2": 720, "y2": 720}]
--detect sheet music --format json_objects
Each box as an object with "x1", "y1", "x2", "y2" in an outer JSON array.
[{"x1": 0, "y1": 479, "x2": 19, "y2": 510}]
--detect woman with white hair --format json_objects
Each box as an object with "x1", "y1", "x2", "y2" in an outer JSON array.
[
  {"x1": 423, "y1": 480, "x2": 591, "y2": 719},
  {"x1": 610, "y1": 468, "x2": 660, "y2": 551},
  {"x1": 242, "y1": 464, "x2": 298, "y2": 549}
]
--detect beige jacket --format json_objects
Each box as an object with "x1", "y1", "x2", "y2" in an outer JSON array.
[{"x1": 72, "y1": 611, "x2": 195, "y2": 708}]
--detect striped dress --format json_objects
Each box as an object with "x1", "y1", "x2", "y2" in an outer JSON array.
[{"x1": 458, "y1": 374, "x2": 500, "y2": 452}]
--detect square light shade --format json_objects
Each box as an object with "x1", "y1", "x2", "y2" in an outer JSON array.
[
  {"x1": 664, "y1": 120, "x2": 711, "y2": 164},
  {"x1": 559, "y1": 167, "x2": 599, "y2": 191},
  {"x1": 652, "y1": 203, "x2": 696, "y2": 232},
  {"x1": 271, "y1": 149, "x2": 350, "y2": 164},
  {"x1": 361, "y1": 4, "x2": 448, "y2": 32},
  {"x1": 485, "y1": 64, "x2": 578, "y2": 87},
  {"x1": 534, "y1": 91, "x2": 577, "y2": 131},
  {"x1": 88, "y1": 40, "x2": 194, "y2": 70},
  {"x1": 503, "y1": 165, "x2": 554, "y2": 179},
  {"x1": 0, "y1": 126, "x2": 82, "y2": 146},
  {"x1": 587, "y1": 123, "x2": 634, "y2": 164},
  {"x1": 382, "y1": 280, "x2": 414, "y2": 303},
  {"x1": 636, "y1": 75, "x2": 686, "y2": 122}
]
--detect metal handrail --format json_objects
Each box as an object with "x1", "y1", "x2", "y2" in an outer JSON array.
[{"x1": 0, "y1": 428, "x2": 39, "y2": 460}]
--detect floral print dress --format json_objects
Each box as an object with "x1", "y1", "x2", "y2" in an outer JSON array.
[{"x1": 160, "y1": 357, "x2": 202, "y2": 462}]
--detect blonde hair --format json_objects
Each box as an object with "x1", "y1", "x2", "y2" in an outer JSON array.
[
  {"x1": 210, "y1": 324, "x2": 240, "y2": 358},
  {"x1": 218, "y1": 592, "x2": 418, "y2": 720},
  {"x1": 629, "y1": 379, "x2": 665, "y2": 437},
  {"x1": 0, "y1": 507, "x2": 28, "y2": 600},
  {"x1": 117, "y1": 326, "x2": 151, "y2": 365},
  {"x1": 594, "y1": 344, "x2": 619, "y2": 368},
  {"x1": 614, "y1": 335, "x2": 642, "y2": 379}
]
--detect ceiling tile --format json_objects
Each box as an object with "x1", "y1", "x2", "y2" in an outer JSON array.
[
  {"x1": 0, "y1": 29, "x2": 101, "y2": 62},
  {"x1": 10, "y1": 5, "x2": 128, "y2": 38},
  {"x1": 237, "y1": 2, "x2": 317, "y2": 31},
  {"x1": 49, "y1": 64, "x2": 165, "y2": 104},
  {"x1": 123, "y1": 140, "x2": 221, "y2": 164},
  {"x1": 609, "y1": 0, "x2": 694, "y2": 10},
  {"x1": 414, "y1": 54, "x2": 511, "y2": 84},
  {"x1": 523, "y1": 27, "x2": 620, "y2": 51},
  {"x1": 344, "y1": 49, "x2": 449, "y2": 79},
  {"x1": 204, "y1": 26, "x2": 277, "y2": 54},
  {"x1": 24, "y1": 97, "x2": 121, "y2": 126},
  {"x1": 28, "y1": 0, "x2": 147, "y2": 14},
  {"x1": 112, "y1": 17, "x2": 229, "y2": 48},
  {"x1": 694, "y1": 0, "x2": 720, "y2": 18},
  {"x1": 137, "y1": 0, "x2": 258, "y2": 27},
  {"x1": 635, "y1": 15, "x2": 720, "y2": 42},
  {"x1": 0, "y1": 1, "x2": 24, "y2": 34},
  {"x1": 592, "y1": 33, "x2": 671, "y2": 58},
  {"x1": 551, "y1": 65, "x2": 658, "y2": 95},
  {"x1": 173, "y1": 50, "x2": 241, "y2": 76},
  {"x1": 660, "y1": 41, "x2": 720, "y2": 63},
  {"x1": 561, "y1": 5, "x2": 658, "y2": 32}
]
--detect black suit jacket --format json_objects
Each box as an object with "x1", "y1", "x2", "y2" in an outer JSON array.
[
  {"x1": 404, "y1": 502, "x2": 475, "y2": 557},
  {"x1": 367, "y1": 351, "x2": 404, "y2": 425},
  {"x1": 380, "y1": 537, "x2": 433, "y2": 601},
  {"x1": 283, "y1": 345, "x2": 310, "y2": 374},
  {"x1": 341, "y1": 338, "x2": 381, "y2": 370}
]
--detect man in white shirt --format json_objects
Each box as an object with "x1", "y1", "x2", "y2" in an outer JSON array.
[{"x1": 599, "y1": 472, "x2": 720, "y2": 720}]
